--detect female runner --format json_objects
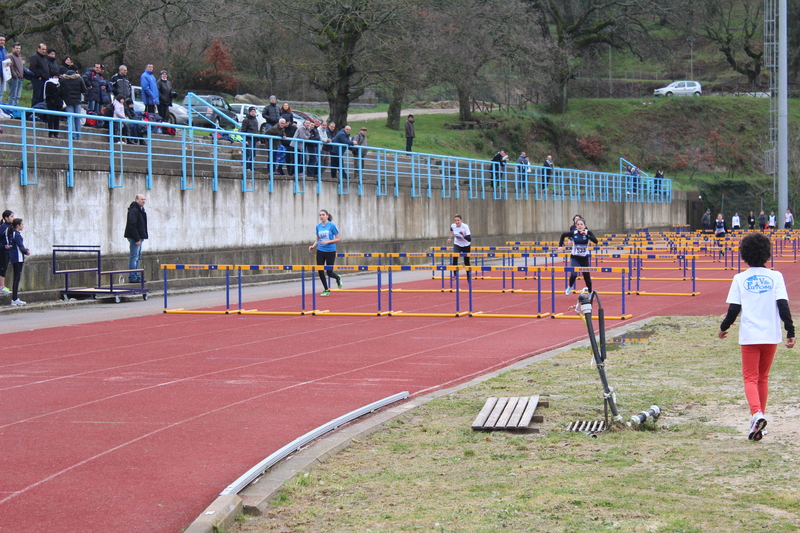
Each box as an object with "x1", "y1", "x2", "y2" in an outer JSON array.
[
  {"x1": 308, "y1": 209, "x2": 342, "y2": 296},
  {"x1": 558, "y1": 218, "x2": 597, "y2": 295}
]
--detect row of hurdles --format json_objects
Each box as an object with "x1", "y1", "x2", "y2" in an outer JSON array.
[
  {"x1": 159, "y1": 230, "x2": 799, "y2": 319},
  {"x1": 160, "y1": 262, "x2": 634, "y2": 319}
]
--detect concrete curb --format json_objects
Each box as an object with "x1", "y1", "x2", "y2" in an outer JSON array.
[{"x1": 182, "y1": 317, "x2": 653, "y2": 532}]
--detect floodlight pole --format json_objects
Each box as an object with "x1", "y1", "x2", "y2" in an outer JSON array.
[
  {"x1": 777, "y1": 0, "x2": 788, "y2": 216},
  {"x1": 687, "y1": 38, "x2": 696, "y2": 79}
]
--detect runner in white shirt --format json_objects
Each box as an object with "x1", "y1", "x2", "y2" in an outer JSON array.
[
  {"x1": 719, "y1": 233, "x2": 795, "y2": 441},
  {"x1": 784, "y1": 209, "x2": 794, "y2": 229},
  {"x1": 731, "y1": 212, "x2": 740, "y2": 230},
  {"x1": 446, "y1": 214, "x2": 472, "y2": 280}
]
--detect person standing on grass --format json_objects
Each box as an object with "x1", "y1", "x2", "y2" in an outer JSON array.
[
  {"x1": 446, "y1": 214, "x2": 472, "y2": 280},
  {"x1": 0, "y1": 210, "x2": 14, "y2": 295},
  {"x1": 558, "y1": 217, "x2": 597, "y2": 295},
  {"x1": 759, "y1": 210, "x2": 767, "y2": 231},
  {"x1": 784, "y1": 209, "x2": 793, "y2": 229},
  {"x1": 731, "y1": 212, "x2": 741, "y2": 231},
  {"x1": 6, "y1": 218, "x2": 30, "y2": 306},
  {"x1": 308, "y1": 209, "x2": 342, "y2": 297},
  {"x1": 405, "y1": 114, "x2": 415, "y2": 152},
  {"x1": 768, "y1": 211, "x2": 776, "y2": 230},
  {"x1": 748, "y1": 211, "x2": 756, "y2": 230},
  {"x1": 718, "y1": 232, "x2": 795, "y2": 441}
]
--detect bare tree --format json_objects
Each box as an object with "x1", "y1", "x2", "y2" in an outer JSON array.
[
  {"x1": 698, "y1": 0, "x2": 763, "y2": 84},
  {"x1": 260, "y1": 0, "x2": 408, "y2": 127},
  {"x1": 524, "y1": 0, "x2": 674, "y2": 113}
]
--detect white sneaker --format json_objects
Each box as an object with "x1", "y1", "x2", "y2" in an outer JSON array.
[
  {"x1": 748, "y1": 412, "x2": 767, "y2": 441},
  {"x1": 564, "y1": 286, "x2": 573, "y2": 295},
  {"x1": 10, "y1": 299, "x2": 26, "y2": 306}
]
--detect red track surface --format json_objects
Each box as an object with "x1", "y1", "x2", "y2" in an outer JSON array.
[{"x1": 2, "y1": 258, "x2": 799, "y2": 533}]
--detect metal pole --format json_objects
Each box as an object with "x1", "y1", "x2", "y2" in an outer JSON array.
[{"x1": 777, "y1": 0, "x2": 788, "y2": 217}]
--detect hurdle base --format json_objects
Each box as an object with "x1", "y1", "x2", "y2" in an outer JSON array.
[{"x1": 551, "y1": 312, "x2": 633, "y2": 320}]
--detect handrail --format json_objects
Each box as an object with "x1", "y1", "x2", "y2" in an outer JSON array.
[{"x1": 0, "y1": 103, "x2": 672, "y2": 203}]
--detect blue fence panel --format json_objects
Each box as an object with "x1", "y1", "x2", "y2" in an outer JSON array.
[{"x1": 0, "y1": 103, "x2": 672, "y2": 204}]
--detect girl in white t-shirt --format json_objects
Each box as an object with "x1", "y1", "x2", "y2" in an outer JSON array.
[
  {"x1": 446, "y1": 214, "x2": 471, "y2": 279},
  {"x1": 719, "y1": 233, "x2": 795, "y2": 441}
]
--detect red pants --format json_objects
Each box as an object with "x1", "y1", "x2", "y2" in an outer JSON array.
[{"x1": 741, "y1": 344, "x2": 777, "y2": 415}]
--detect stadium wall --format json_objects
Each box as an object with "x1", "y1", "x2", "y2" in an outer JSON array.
[{"x1": 2, "y1": 167, "x2": 689, "y2": 297}]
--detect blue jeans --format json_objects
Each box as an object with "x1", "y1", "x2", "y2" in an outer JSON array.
[
  {"x1": 8, "y1": 78, "x2": 23, "y2": 107},
  {"x1": 127, "y1": 238, "x2": 143, "y2": 282},
  {"x1": 64, "y1": 104, "x2": 82, "y2": 139}
]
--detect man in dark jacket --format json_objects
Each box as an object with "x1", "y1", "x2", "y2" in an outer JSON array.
[
  {"x1": 28, "y1": 43, "x2": 49, "y2": 105},
  {"x1": 264, "y1": 118, "x2": 297, "y2": 175},
  {"x1": 60, "y1": 70, "x2": 87, "y2": 140},
  {"x1": 261, "y1": 95, "x2": 280, "y2": 128},
  {"x1": 110, "y1": 65, "x2": 132, "y2": 100},
  {"x1": 240, "y1": 107, "x2": 260, "y2": 170},
  {"x1": 405, "y1": 115, "x2": 415, "y2": 152},
  {"x1": 124, "y1": 194, "x2": 148, "y2": 283},
  {"x1": 330, "y1": 125, "x2": 354, "y2": 181}
]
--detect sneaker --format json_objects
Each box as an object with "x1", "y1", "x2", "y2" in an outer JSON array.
[
  {"x1": 337, "y1": 277, "x2": 343, "y2": 290},
  {"x1": 1, "y1": 287, "x2": 10, "y2": 293},
  {"x1": 748, "y1": 412, "x2": 767, "y2": 441},
  {"x1": 564, "y1": 286, "x2": 573, "y2": 295},
  {"x1": 10, "y1": 299, "x2": 26, "y2": 306},
  {"x1": 320, "y1": 290, "x2": 331, "y2": 297}
]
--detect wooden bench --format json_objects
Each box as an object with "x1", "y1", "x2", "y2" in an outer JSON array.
[{"x1": 471, "y1": 395, "x2": 548, "y2": 433}]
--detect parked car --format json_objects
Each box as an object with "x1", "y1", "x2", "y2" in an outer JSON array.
[
  {"x1": 180, "y1": 94, "x2": 239, "y2": 128},
  {"x1": 131, "y1": 85, "x2": 193, "y2": 124},
  {"x1": 653, "y1": 81, "x2": 703, "y2": 97},
  {"x1": 229, "y1": 103, "x2": 266, "y2": 130}
]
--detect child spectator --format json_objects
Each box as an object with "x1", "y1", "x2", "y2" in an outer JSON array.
[
  {"x1": 6, "y1": 218, "x2": 30, "y2": 305},
  {"x1": 719, "y1": 232, "x2": 795, "y2": 441}
]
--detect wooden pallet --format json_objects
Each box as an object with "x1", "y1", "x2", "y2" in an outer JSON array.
[{"x1": 471, "y1": 395, "x2": 549, "y2": 433}]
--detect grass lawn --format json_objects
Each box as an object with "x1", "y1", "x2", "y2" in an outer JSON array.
[{"x1": 231, "y1": 315, "x2": 800, "y2": 533}]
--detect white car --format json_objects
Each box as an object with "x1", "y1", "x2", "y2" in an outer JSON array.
[
  {"x1": 229, "y1": 103, "x2": 266, "y2": 130},
  {"x1": 653, "y1": 81, "x2": 703, "y2": 97}
]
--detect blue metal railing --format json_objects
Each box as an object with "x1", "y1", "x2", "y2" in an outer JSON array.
[{"x1": 0, "y1": 103, "x2": 672, "y2": 203}]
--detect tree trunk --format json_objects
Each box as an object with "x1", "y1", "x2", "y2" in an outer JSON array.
[
  {"x1": 547, "y1": 77, "x2": 569, "y2": 114},
  {"x1": 386, "y1": 84, "x2": 405, "y2": 130},
  {"x1": 457, "y1": 85, "x2": 471, "y2": 122},
  {"x1": 328, "y1": 75, "x2": 351, "y2": 128}
]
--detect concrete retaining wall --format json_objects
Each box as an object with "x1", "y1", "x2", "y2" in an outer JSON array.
[{"x1": 1, "y1": 163, "x2": 688, "y2": 297}]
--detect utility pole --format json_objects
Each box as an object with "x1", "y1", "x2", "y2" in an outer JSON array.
[{"x1": 687, "y1": 38, "x2": 696, "y2": 79}]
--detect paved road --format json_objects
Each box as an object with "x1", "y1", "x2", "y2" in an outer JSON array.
[{"x1": 348, "y1": 108, "x2": 459, "y2": 122}]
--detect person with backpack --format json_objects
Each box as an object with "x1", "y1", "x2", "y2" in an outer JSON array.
[
  {"x1": 82, "y1": 63, "x2": 109, "y2": 114},
  {"x1": 44, "y1": 73, "x2": 64, "y2": 138}
]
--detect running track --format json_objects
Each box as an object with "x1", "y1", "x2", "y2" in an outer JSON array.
[{"x1": 2, "y1": 261, "x2": 799, "y2": 533}]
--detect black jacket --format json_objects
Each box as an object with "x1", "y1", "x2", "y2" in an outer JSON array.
[
  {"x1": 262, "y1": 103, "x2": 280, "y2": 125},
  {"x1": 28, "y1": 51, "x2": 49, "y2": 80},
  {"x1": 157, "y1": 78, "x2": 174, "y2": 106},
  {"x1": 124, "y1": 202, "x2": 148, "y2": 241},
  {"x1": 240, "y1": 114, "x2": 260, "y2": 135},
  {"x1": 111, "y1": 74, "x2": 132, "y2": 99},
  {"x1": 60, "y1": 71, "x2": 87, "y2": 105}
]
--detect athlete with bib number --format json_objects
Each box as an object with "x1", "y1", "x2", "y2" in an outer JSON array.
[{"x1": 558, "y1": 218, "x2": 598, "y2": 295}]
